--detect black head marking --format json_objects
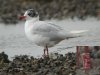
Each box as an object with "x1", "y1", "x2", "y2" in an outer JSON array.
[{"x1": 27, "y1": 9, "x2": 38, "y2": 17}]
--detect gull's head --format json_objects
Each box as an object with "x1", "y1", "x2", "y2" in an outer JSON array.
[{"x1": 19, "y1": 9, "x2": 39, "y2": 21}]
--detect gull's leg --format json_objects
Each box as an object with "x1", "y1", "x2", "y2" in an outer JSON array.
[
  {"x1": 43, "y1": 45, "x2": 49, "y2": 57},
  {"x1": 46, "y1": 45, "x2": 49, "y2": 56},
  {"x1": 43, "y1": 48, "x2": 46, "y2": 57},
  {"x1": 44, "y1": 45, "x2": 49, "y2": 57}
]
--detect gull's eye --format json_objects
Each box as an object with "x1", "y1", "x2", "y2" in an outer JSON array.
[{"x1": 28, "y1": 10, "x2": 36, "y2": 17}]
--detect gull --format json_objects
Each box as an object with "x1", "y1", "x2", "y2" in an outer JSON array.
[{"x1": 19, "y1": 9, "x2": 87, "y2": 56}]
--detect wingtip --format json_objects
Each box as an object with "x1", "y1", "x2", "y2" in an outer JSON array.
[{"x1": 70, "y1": 30, "x2": 88, "y2": 34}]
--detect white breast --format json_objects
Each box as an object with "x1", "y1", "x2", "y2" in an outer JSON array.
[{"x1": 24, "y1": 21, "x2": 62, "y2": 47}]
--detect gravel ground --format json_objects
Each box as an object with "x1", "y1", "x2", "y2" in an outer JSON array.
[{"x1": 0, "y1": 0, "x2": 100, "y2": 24}]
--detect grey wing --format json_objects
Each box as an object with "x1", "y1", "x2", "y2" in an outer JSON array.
[
  {"x1": 32, "y1": 22, "x2": 66, "y2": 41},
  {"x1": 47, "y1": 22, "x2": 63, "y2": 31}
]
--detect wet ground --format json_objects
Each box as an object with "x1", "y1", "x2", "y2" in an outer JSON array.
[{"x1": 0, "y1": 18, "x2": 100, "y2": 60}]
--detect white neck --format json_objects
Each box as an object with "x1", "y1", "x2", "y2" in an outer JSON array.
[
  {"x1": 26, "y1": 16, "x2": 39, "y2": 23},
  {"x1": 25, "y1": 16, "x2": 39, "y2": 31}
]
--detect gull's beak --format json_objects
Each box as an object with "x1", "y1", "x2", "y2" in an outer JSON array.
[{"x1": 19, "y1": 16, "x2": 26, "y2": 20}]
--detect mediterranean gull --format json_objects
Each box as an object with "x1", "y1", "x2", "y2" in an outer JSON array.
[{"x1": 19, "y1": 9, "x2": 87, "y2": 56}]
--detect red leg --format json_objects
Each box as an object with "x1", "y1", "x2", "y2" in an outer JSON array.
[
  {"x1": 43, "y1": 45, "x2": 49, "y2": 57},
  {"x1": 46, "y1": 45, "x2": 49, "y2": 55},
  {"x1": 44, "y1": 48, "x2": 46, "y2": 56}
]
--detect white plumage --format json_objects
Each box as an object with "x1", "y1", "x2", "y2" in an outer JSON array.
[
  {"x1": 19, "y1": 9, "x2": 87, "y2": 55},
  {"x1": 25, "y1": 20, "x2": 68, "y2": 47}
]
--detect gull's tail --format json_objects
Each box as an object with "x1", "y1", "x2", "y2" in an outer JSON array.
[{"x1": 66, "y1": 30, "x2": 88, "y2": 39}]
